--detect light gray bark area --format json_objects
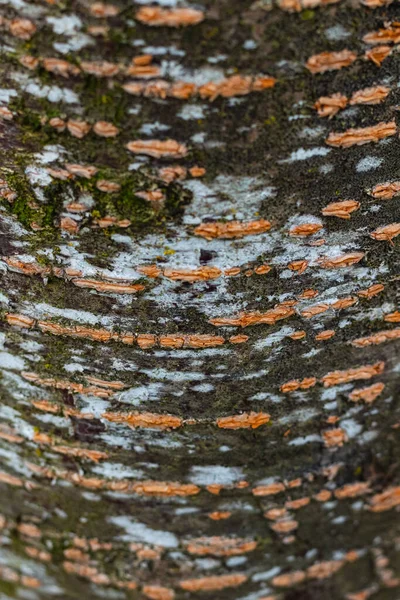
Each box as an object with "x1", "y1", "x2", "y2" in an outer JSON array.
[{"x1": 0, "y1": 0, "x2": 399, "y2": 599}]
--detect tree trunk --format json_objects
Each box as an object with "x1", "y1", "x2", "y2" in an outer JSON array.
[{"x1": 0, "y1": 1, "x2": 399, "y2": 599}]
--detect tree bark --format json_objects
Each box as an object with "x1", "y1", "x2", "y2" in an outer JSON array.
[{"x1": 0, "y1": 0, "x2": 399, "y2": 599}]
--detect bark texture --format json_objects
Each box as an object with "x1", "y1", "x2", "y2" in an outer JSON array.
[{"x1": 0, "y1": 0, "x2": 400, "y2": 599}]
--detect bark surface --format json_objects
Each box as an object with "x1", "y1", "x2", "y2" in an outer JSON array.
[{"x1": 0, "y1": 0, "x2": 399, "y2": 599}]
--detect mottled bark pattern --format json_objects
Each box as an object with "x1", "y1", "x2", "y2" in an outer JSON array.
[{"x1": 0, "y1": 0, "x2": 399, "y2": 599}]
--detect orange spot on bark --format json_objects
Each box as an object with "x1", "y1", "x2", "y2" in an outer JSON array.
[
  {"x1": 65, "y1": 163, "x2": 98, "y2": 178},
  {"x1": 326, "y1": 121, "x2": 396, "y2": 148},
  {"x1": 270, "y1": 520, "x2": 298, "y2": 533},
  {"x1": 370, "y1": 222, "x2": 400, "y2": 242},
  {"x1": 289, "y1": 223, "x2": 322, "y2": 237},
  {"x1": 19, "y1": 55, "x2": 39, "y2": 70},
  {"x1": 126, "y1": 64, "x2": 161, "y2": 78},
  {"x1": 314, "y1": 489, "x2": 332, "y2": 502},
  {"x1": 199, "y1": 75, "x2": 276, "y2": 100},
  {"x1": 315, "y1": 93, "x2": 348, "y2": 118},
  {"x1": 67, "y1": 119, "x2": 91, "y2": 139},
  {"x1": 363, "y1": 22, "x2": 400, "y2": 45},
  {"x1": 85, "y1": 376, "x2": 126, "y2": 390},
  {"x1": 280, "y1": 377, "x2": 317, "y2": 393},
  {"x1": 23, "y1": 372, "x2": 115, "y2": 398},
  {"x1": 323, "y1": 428, "x2": 348, "y2": 448},
  {"x1": 102, "y1": 411, "x2": 183, "y2": 430},
  {"x1": 143, "y1": 586, "x2": 175, "y2": 600},
  {"x1": 322, "y1": 362, "x2": 384, "y2": 387},
  {"x1": 158, "y1": 166, "x2": 187, "y2": 182},
  {"x1": 315, "y1": 330, "x2": 335, "y2": 341},
  {"x1": 163, "y1": 266, "x2": 222, "y2": 282},
  {"x1": 252, "y1": 482, "x2": 286, "y2": 497},
  {"x1": 185, "y1": 537, "x2": 257, "y2": 557},
  {"x1": 265, "y1": 508, "x2": 287, "y2": 520},
  {"x1": 365, "y1": 45, "x2": 392, "y2": 66},
  {"x1": 229, "y1": 334, "x2": 249, "y2": 344},
  {"x1": 301, "y1": 303, "x2": 330, "y2": 318},
  {"x1": 352, "y1": 329, "x2": 400, "y2": 347},
  {"x1": 370, "y1": 181, "x2": 400, "y2": 200},
  {"x1": 322, "y1": 199, "x2": 360, "y2": 219},
  {"x1": 286, "y1": 478, "x2": 302, "y2": 488},
  {"x1": 17, "y1": 522, "x2": 41, "y2": 538},
  {"x1": 288, "y1": 260, "x2": 308, "y2": 274},
  {"x1": 72, "y1": 279, "x2": 145, "y2": 294},
  {"x1": 31, "y1": 399, "x2": 60, "y2": 413},
  {"x1": 307, "y1": 560, "x2": 344, "y2": 580},
  {"x1": 34, "y1": 431, "x2": 107, "y2": 463},
  {"x1": 319, "y1": 252, "x2": 364, "y2": 268},
  {"x1": 334, "y1": 482, "x2": 370, "y2": 499},
  {"x1": 189, "y1": 166, "x2": 206, "y2": 177},
  {"x1": 272, "y1": 570, "x2": 306, "y2": 587},
  {"x1": 254, "y1": 264, "x2": 272, "y2": 275},
  {"x1": 6, "y1": 313, "x2": 35, "y2": 328},
  {"x1": 369, "y1": 486, "x2": 400, "y2": 512},
  {"x1": 289, "y1": 330, "x2": 306, "y2": 340},
  {"x1": 350, "y1": 85, "x2": 390, "y2": 105},
  {"x1": 9, "y1": 18, "x2": 36, "y2": 40},
  {"x1": 0, "y1": 471, "x2": 23, "y2": 487},
  {"x1": 216, "y1": 412, "x2": 270, "y2": 429},
  {"x1": 306, "y1": 50, "x2": 357, "y2": 74},
  {"x1": 60, "y1": 217, "x2": 79, "y2": 234},
  {"x1": 357, "y1": 284, "x2": 385, "y2": 298},
  {"x1": 136, "y1": 6, "x2": 204, "y2": 27},
  {"x1": 80, "y1": 60, "x2": 119, "y2": 77},
  {"x1": 194, "y1": 219, "x2": 271, "y2": 240},
  {"x1": 279, "y1": 0, "x2": 340, "y2": 10},
  {"x1": 25, "y1": 546, "x2": 51, "y2": 562},
  {"x1": 49, "y1": 116, "x2": 66, "y2": 131},
  {"x1": 137, "y1": 265, "x2": 162, "y2": 278},
  {"x1": 126, "y1": 139, "x2": 187, "y2": 158},
  {"x1": 208, "y1": 511, "x2": 231, "y2": 520},
  {"x1": 332, "y1": 297, "x2": 357, "y2": 310},
  {"x1": 180, "y1": 574, "x2": 247, "y2": 591},
  {"x1": 285, "y1": 497, "x2": 310, "y2": 510},
  {"x1": 210, "y1": 305, "x2": 294, "y2": 327},
  {"x1": 90, "y1": 2, "x2": 120, "y2": 17},
  {"x1": 385, "y1": 311, "x2": 400, "y2": 322},
  {"x1": 93, "y1": 121, "x2": 119, "y2": 137}
]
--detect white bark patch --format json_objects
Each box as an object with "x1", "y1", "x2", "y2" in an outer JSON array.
[
  {"x1": 0, "y1": 88, "x2": 17, "y2": 103},
  {"x1": 189, "y1": 465, "x2": 245, "y2": 485},
  {"x1": 280, "y1": 147, "x2": 331, "y2": 162},
  {"x1": 288, "y1": 435, "x2": 322, "y2": 446},
  {"x1": 109, "y1": 516, "x2": 179, "y2": 548},
  {"x1": 356, "y1": 156, "x2": 383, "y2": 172},
  {"x1": 46, "y1": 15, "x2": 82, "y2": 35},
  {"x1": 0, "y1": 352, "x2": 26, "y2": 370}
]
